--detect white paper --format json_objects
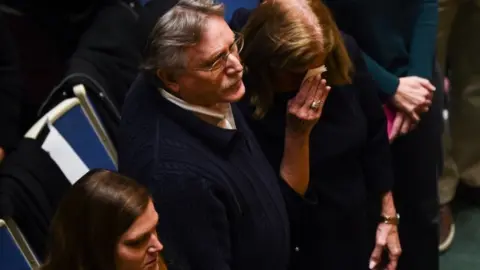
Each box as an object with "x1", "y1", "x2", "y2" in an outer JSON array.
[{"x1": 41, "y1": 121, "x2": 89, "y2": 185}]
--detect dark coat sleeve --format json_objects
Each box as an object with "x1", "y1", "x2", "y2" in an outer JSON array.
[
  {"x1": 407, "y1": 0, "x2": 438, "y2": 80},
  {"x1": 347, "y1": 35, "x2": 394, "y2": 196},
  {"x1": 151, "y1": 169, "x2": 233, "y2": 270},
  {"x1": 0, "y1": 14, "x2": 22, "y2": 152}
]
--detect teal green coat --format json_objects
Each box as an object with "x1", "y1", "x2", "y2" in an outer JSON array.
[{"x1": 325, "y1": 0, "x2": 438, "y2": 96}]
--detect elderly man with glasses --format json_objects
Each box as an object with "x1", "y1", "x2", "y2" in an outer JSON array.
[{"x1": 118, "y1": 0, "x2": 330, "y2": 269}]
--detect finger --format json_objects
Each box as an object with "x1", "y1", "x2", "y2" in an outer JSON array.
[
  {"x1": 416, "y1": 77, "x2": 436, "y2": 91},
  {"x1": 0, "y1": 147, "x2": 4, "y2": 163},
  {"x1": 400, "y1": 118, "x2": 410, "y2": 135},
  {"x1": 305, "y1": 80, "x2": 329, "y2": 120},
  {"x1": 369, "y1": 246, "x2": 383, "y2": 269},
  {"x1": 417, "y1": 104, "x2": 430, "y2": 113},
  {"x1": 313, "y1": 79, "x2": 329, "y2": 110},
  {"x1": 287, "y1": 99, "x2": 302, "y2": 119},
  {"x1": 295, "y1": 75, "x2": 318, "y2": 109},
  {"x1": 312, "y1": 83, "x2": 331, "y2": 119},
  {"x1": 310, "y1": 85, "x2": 331, "y2": 120},
  {"x1": 408, "y1": 111, "x2": 420, "y2": 122},
  {"x1": 387, "y1": 258, "x2": 398, "y2": 270},
  {"x1": 426, "y1": 90, "x2": 434, "y2": 101},
  {"x1": 422, "y1": 98, "x2": 432, "y2": 107},
  {"x1": 289, "y1": 80, "x2": 310, "y2": 113},
  {"x1": 387, "y1": 248, "x2": 400, "y2": 270},
  {"x1": 319, "y1": 82, "x2": 331, "y2": 105},
  {"x1": 389, "y1": 113, "x2": 403, "y2": 142},
  {"x1": 304, "y1": 76, "x2": 324, "y2": 111}
]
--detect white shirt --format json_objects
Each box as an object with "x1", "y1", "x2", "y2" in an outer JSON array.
[{"x1": 160, "y1": 89, "x2": 236, "y2": 130}]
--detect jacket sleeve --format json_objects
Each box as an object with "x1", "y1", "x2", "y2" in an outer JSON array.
[
  {"x1": 362, "y1": 52, "x2": 400, "y2": 97},
  {"x1": 0, "y1": 14, "x2": 22, "y2": 152},
  {"x1": 349, "y1": 36, "x2": 395, "y2": 196},
  {"x1": 407, "y1": 0, "x2": 438, "y2": 80},
  {"x1": 150, "y1": 170, "x2": 233, "y2": 270}
]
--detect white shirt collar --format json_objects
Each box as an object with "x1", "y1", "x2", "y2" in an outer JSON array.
[{"x1": 160, "y1": 88, "x2": 236, "y2": 130}]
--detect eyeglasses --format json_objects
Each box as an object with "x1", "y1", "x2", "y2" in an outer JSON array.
[{"x1": 193, "y1": 32, "x2": 244, "y2": 72}]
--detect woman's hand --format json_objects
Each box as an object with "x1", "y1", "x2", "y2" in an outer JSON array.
[
  {"x1": 285, "y1": 75, "x2": 331, "y2": 138},
  {"x1": 389, "y1": 111, "x2": 417, "y2": 142},
  {"x1": 370, "y1": 223, "x2": 401, "y2": 270},
  {"x1": 280, "y1": 75, "x2": 330, "y2": 195},
  {"x1": 370, "y1": 192, "x2": 402, "y2": 270},
  {"x1": 392, "y1": 76, "x2": 435, "y2": 121}
]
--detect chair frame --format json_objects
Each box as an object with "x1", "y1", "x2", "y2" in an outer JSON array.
[
  {"x1": 25, "y1": 86, "x2": 117, "y2": 167},
  {"x1": 0, "y1": 218, "x2": 41, "y2": 269}
]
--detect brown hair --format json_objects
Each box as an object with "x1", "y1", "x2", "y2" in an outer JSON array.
[
  {"x1": 41, "y1": 169, "x2": 161, "y2": 270},
  {"x1": 241, "y1": 0, "x2": 353, "y2": 118}
]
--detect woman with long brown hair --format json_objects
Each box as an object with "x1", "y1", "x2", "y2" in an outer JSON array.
[
  {"x1": 232, "y1": 0, "x2": 401, "y2": 269},
  {"x1": 42, "y1": 169, "x2": 166, "y2": 270}
]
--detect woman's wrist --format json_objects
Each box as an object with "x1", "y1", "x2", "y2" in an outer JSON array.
[{"x1": 381, "y1": 191, "x2": 397, "y2": 216}]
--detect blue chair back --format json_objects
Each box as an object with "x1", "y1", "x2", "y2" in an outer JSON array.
[
  {"x1": 219, "y1": 0, "x2": 258, "y2": 21},
  {"x1": 26, "y1": 97, "x2": 117, "y2": 183},
  {"x1": 52, "y1": 104, "x2": 117, "y2": 172},
  {"x1": 0, "y1": 219, "x2": 39, "y2": 270}
]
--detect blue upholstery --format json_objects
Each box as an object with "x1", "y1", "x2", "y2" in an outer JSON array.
[
  {"x1": 52, "y1": 104, "x2": 116, "y2": 171},
  {"x1": 0, "y1": 223, "x2": 32, "y2": 270},
  {"x1": 219, "y1": 0, "x2": 258, "y2": 21}
]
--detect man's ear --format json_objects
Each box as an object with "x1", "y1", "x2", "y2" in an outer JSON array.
[{"x1": 156, "y1": 70, "x2": 180, "y2": 93}]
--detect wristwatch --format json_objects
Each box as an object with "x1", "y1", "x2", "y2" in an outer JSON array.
[{"x1": 380, "y1": 213, "x2": 400, "y2": 225}]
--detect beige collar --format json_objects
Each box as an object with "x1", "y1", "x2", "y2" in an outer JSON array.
[{"x1": 160, "y1": 89, "x2": 236, "y2": 130}]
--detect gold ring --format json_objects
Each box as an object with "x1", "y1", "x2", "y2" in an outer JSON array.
[{"x1": 310, "y1": 100, "x2": 322, "y2": 110}]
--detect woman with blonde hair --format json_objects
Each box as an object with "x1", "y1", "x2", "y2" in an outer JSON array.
[
  {"x1": 42, "y1": 169, "x2": 167, "y2": 270},
  {"x1": 232, "y1": 0, "x2": 401, "y2": 269}
]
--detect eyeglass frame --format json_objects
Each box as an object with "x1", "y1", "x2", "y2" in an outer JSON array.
[{"x1": 191, "y1": 31, "x2": 244, "y2": 72}]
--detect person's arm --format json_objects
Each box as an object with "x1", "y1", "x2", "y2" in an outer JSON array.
[
  {"x1": 407, "y1": 0, "x2": 438, "y2": 80},
  {"x1": 362, "y1": 52, "x2": 400, "y2": 97},
  {"x1": 152, "y1": 171, "x2": 233, "y2": 270},
  {"x1": 279, "y1": 76, "x2": 330, "y2": 197},
  {"x1": 351, "y1": 41, "x2": 395, "y2": 196},
  {"x1": 348, "y1": 35, "x2": 401, "y2": 270},
  {"x1": 363, "y1": 46, "x2": 435, "y2": 121},
  {"x1": 0, "y1": 14, "x2": 22, "y2": 159}
]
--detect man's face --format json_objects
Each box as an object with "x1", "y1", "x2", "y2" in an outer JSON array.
[{"x1": 171, "y1": 15, "x2": 245, "y2": 107}]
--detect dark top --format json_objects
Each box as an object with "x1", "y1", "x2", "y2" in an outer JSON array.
[
  {"x1": 0, "y1": 139, "x2": 70, "y2": 259},
  {"x1": 118, "y1": 73, "x2": 316, "y2": 270},
  {"x1": 0, "y1": 14, "x2": 22, "y2": 152},
  {"x1": 231, "y1": 12, "x2": 394, "y2": 211},
  {"x1": 323, "y1": 0, "x2": 438, "y2": 95},
  {"x1": 239, "y1": 34, "x2": 394, "y2": 270}
]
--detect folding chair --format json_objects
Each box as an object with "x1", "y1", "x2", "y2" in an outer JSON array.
[
  {"x1": 220, "y1": 0, "x2": 259, "y2": 21},
  {"x1": 26, "y1": 94, "x2": 117, "y2": 183},
  {"x1": 38, "y1": 75, "x2": 123, "y2": 151},
  {"x1": 0, "y1": 218, "x2": 40, "y2": 269}
]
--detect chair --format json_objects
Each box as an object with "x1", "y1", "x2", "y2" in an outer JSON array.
[
  {"x1": 219, "y1": 0, "x2": 259, "y2": 21},
  {"x1": 27, "y1": 87, "x2": 117, "y2": 178},
  {"x1": 0, "y1": 92, "x2": 118, "y2": 259},
  {"x1": 0, "y1": 218, "x2": 40, "y2": 269},
  {"x1": 38, "y1": 78, "x2": 121, "y2": 156}
]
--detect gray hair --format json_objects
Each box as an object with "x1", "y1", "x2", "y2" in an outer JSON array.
[{"x1": 142, "y1": 0, "x2": 224, "y2": 75}]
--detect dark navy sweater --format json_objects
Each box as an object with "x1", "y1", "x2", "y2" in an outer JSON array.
[{"x1": 118, "y1": 73, "x2": 316, "y2": 270}]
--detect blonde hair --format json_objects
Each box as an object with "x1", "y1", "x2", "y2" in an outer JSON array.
[{"x1": 241, "y1": 0, "x2": 353, "y2": 118}]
